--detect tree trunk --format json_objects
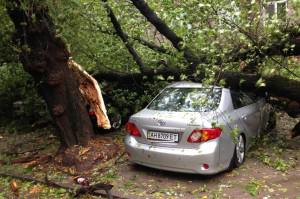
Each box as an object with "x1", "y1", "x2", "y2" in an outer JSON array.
[
  {"x1": 7, "y1": 1, "x2": 94, "y2": 147},
  {"x1": 95, "y1": 69, "x2": 300, "y2": 102}
]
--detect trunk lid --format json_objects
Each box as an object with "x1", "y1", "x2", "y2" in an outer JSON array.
[{"x1": 129, "y1": 109, "x2": 214, "y2": 148}]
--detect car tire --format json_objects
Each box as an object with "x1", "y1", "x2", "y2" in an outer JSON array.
[{"x1": 228, "y1": 134, "x2": 246, "y2": 170}]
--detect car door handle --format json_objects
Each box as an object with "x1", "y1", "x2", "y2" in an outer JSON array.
[{"x1": 242, "y1": 115, "x2": 247, "y2": 120}]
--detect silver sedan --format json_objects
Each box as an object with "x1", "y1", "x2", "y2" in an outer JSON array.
[{"x1": 124, "y1": 82, "x2": 271, "y2": 174}]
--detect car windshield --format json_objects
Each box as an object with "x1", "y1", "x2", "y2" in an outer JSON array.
[{"x1": 147, "y1": 87, "x2": 222, "y2": 112}]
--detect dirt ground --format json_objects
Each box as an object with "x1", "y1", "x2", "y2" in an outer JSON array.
[
  {"x1": 0, "y1": 112, "x2": 299, "y2": 199},
  {"x1": 110, "y1": 154, "x2": 300, "y2": 199}
]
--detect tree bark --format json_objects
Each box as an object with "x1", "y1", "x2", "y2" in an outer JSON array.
[
  {"x1": 130, "y1": 0, "x2": 182, "y2": 50},
  {"x1": 95, "y1": 69, "x2": 300, "y2": 102},
  {"x1": 6, "y1": 1, "x2": 94, "y2": 147},
  {"x1": 220, "y1": 72, "x2": 300, "y2": 102}
]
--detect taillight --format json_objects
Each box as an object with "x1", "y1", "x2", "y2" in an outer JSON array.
[
  {"x1": 88, "y1": 111, "x2": 96, "y2": 116},
  {"x1": 187, "y1": 128, "x2": 222, "y2": 143},
  {"x1": 125, "y1": 122, "x2": 141, "y2": 137}
]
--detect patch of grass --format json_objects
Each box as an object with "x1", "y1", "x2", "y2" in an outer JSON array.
[
  {"x1": 100, "y1": 168, "x2": 118, "y2": 183},
  {"x1": 0, "y1": 164, "x2": 27, "y2": 175},
  {"x1": 254, "y1": 151, "x2": 294, "y2": 172},
  {"x1": 249, "y1": 134, "x2": 296, "y2": 172},
  {"x1": 0, "y1": 153, "x2": 12, "y2": 164},
  {"x1": 191, "y1": 184, "x2": 208, "y2": 196},
  {"x1": 157, "y1": 187, "x2": 179, "y2": 197},
  {"x1": 211, "y1": 189, "x2": 223, "y2": 199},
  {"x1": 245, "y1": 178, "x2": 263, "y2": 197},
  {"x1": 0, "y1": 176, "x2": 72, "y2": 198},
  {"x1": 123, "y1": 180, "x2": 134, "y2": 189}
]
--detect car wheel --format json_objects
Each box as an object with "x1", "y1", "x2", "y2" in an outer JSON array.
[{"x1": 229, "y1": 134, "x2": 245, "y2": 170}]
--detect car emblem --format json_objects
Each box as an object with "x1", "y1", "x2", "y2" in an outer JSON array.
[{"x1": 157, "y1": 119, "x2": 166, "y2": 126}]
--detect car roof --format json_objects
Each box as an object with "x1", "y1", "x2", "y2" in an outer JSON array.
[{"x1": 167, "y1": 81, "x2": 222, "y2": 89}]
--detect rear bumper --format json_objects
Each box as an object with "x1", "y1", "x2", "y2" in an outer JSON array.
[{"x1": 124, "y1": 135, "x2": 223, "y2": 174}]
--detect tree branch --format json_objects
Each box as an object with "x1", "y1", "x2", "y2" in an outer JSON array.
[
  {"x1": 78, "y1": 11, "x2": 172, "y2": 55},
  {"x1": 221, "y1": 72, "x2": 300, "y2": 102},
  {"x1": 94, "y1": 67, "x2": 184, "y2": 83},
  {"x1": 130, "y1": 0, "x2": 182, "y2": 50},
  {"x1": 94, "y1": 68, "x2": 300, "y2": 102},
  {"x1": 102, "y1": 0, "x2": 146, "y2": 72},
  {"x1": 0, "y1": 172, "x2": 122, "y2": 199},
  {"x1": 130, "y1": 0, "x2": 203, "y2": 75},
  {"x1": 131, "y1": 35, "x2": 172, "y2": 54}
]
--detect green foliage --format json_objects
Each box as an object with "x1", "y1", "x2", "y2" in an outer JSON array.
[
  {"x1": 99, "y1": 168, "x2": 118, "y2": 183},
  {"x1": 0, "y1": 2, "x2": 16, "y2": 65},
  {"x1": 103, "y1": 81, "x2": 168, "y2": 120},
  {"x1": 249, "y1": 134, "x2": 297, "y2": 172},
  {"x1": 0, "y1": 0, "x2": 300, "y2": 128},
  {"x1": 230, "y1": 127, "x2": 240, "y2": 144},
  {"x1": 245, "y1": 178, "x2": 262, "y2": 197},
  {"x1": 44, "y1": 0, "x2": 299, "y2": 82},
  {"x1": 0, "y1": 63, "x2": 50, "y2": 126},
  {"x1": 0, "y1": 3, "x2": 50, "y2": 127}
]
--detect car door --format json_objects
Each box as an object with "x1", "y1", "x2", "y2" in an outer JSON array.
[
  {"x1": 240, "y1": 92, "x2": 261, "y2": 137},
  {"x1": 231, "y1": 91, "x2": 261, "y2": 143}
]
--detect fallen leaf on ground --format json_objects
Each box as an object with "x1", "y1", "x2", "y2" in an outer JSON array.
[
  {"x1": 29, "y1": 185, "x2": 42, "y2": 194},
  {"x1": 79, "y1": 147, "x2": 90, "y2": 156},
  {"x1": 10, "y1": 180, "x2": 18, "y2": 192}
]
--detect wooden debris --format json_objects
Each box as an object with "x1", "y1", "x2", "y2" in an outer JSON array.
[{"x1": 0, "y1": 172, "x2": 122, "y2": 199}]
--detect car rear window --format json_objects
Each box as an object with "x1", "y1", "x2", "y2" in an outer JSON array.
[{"x1": 147, "y1": 87, "x2": 222, "y2": 112}]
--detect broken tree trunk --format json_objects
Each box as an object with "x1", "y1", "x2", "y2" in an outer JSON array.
[
  {"x1": 69, "y1": 60, "x2": 110, "y2": 129},
  {"x1": 6, "y1": 1, "x2": 108, "y2": 147}
]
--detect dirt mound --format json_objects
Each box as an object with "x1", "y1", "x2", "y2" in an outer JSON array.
[{"x1": 55, "y1": 136, "x2": 120, "y2": 173}]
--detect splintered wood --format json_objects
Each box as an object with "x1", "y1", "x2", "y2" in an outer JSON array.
[{"x1": 69, "y1": 59, "x2": 111, "y2": 129}]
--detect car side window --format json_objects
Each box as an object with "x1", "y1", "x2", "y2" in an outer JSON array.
[
  {"x1": 230, "y1": 91, "x2": 243, "y2": 109},
  {"x1": 231, "y1": 91, "x2": 254, "y2": 109},
  {"x1": 240, "y1": 92, "x2": 254, "y2": 106}
]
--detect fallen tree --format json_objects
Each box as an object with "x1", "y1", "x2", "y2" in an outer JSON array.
[
  {"x1": 103, "y1": 0, "x2": 300, "y2": 130},
  {"x1": 4, "y1": 0, "x2": 300, "y2": 145},
  {"x1": 6, "y1": 1, "x2": 110, "y2": 148},
  {"x1": 95, "y1": 68, "x2": 299, "y2": 99}
]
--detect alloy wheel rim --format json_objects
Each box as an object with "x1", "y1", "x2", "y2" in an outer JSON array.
[{"x1": 236, "y1": 135, "x2": 245, "y2": 163}]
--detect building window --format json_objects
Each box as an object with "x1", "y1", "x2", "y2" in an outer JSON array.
[{"x1": 264, "y1": 0, "x2": 288, "y2": 20}]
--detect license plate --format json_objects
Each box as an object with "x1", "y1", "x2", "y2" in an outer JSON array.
[{"x1": 147, "y1": 131, "x2": 179, "y2": 143}]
